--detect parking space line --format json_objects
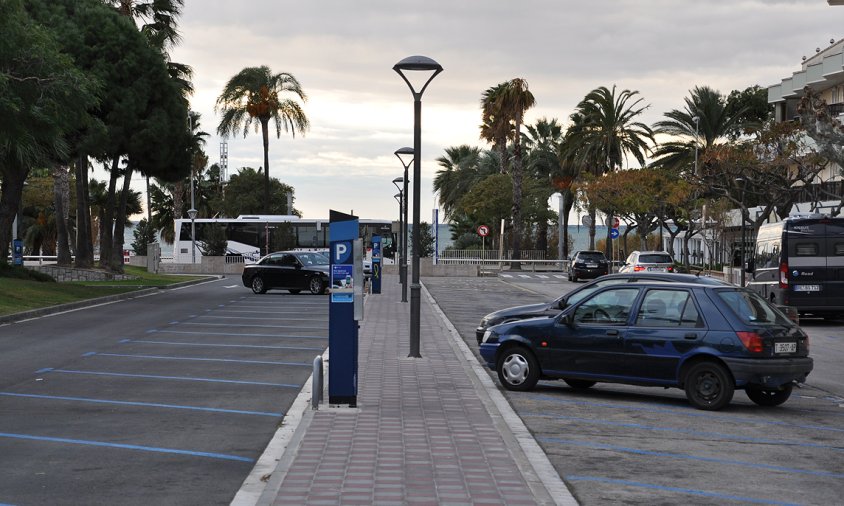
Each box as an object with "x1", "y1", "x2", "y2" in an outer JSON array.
[
  {"x1": 147, "y1": 330, "x2": 327, "y2": 339},
  {"x1": 42, "y1": 369, "x2": 301, "y2": 388},
  {"x1": 194, "y1": 315, "x2": 327, "y2": 322},
  {"x1": 541, "y1": 437, "x2": 843, "y2": 478},
  {"x1": 553, "y1": 275, "x2": 566, "y2": 279},
  {"x1": 565, "y1": 475, "x2": 800, "y2": 506},
  {"x1": 177, "y1": 322, "x2": 328, "y2": 330},
  {"x1": 0, "y1": 432, "x2": 253, "y2": 463},
  {"x1": 0, "y1": 393, "x2": 281, "y2": 417},
  {"x1": 88, "y1": 352, "x2": 311, "y2": 367},
  {"x1": 124, "y1": 340, "x2": 324, "y2": 352},
  {"x1": 527, "y1": 396, "x2": 844, "y2": 433},
  {"x1": 531, "y1": 414, "x2": 843, "y2": 452}
]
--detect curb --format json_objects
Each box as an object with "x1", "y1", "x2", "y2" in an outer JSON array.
[{"x1": 0, "y1": 275, "x2": 221, "y2": 325}]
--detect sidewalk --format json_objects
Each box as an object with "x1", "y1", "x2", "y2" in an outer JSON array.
[{"x1": 241, "y1": 274, "x2": 577, "y2": 505}]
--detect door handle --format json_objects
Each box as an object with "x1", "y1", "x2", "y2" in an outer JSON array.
[
  {"x1": 684, "y1": 333, "x2": 697, "y2": 340},
  {"x1": 606, "y1": 330, "x2": 619, "y2": 336}
]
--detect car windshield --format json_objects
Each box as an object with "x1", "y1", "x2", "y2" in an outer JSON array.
[
  {"x1": 639, "y1": 254, "x2": 672, "y2": 263},
  {"x1": 716, "y1": 289, "x2": 791, "y2": 325},
  {"x1": 295, "y1": 252, "x2": 329, "y2": 266},
  {"x1": 577, "y1": 252, "x2": 605, "y2": 261}
]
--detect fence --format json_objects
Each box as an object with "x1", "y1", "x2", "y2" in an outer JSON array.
[{"x1": 439, "y1": 250, "x2": 568, "y2": 271}]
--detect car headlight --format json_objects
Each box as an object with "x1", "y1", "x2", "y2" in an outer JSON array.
[{"x1": 482, "y1": 329, "x2": 498, "y2": 344}]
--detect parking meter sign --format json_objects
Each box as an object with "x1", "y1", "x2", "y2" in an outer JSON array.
[{"x1": 477, "y1": 225, "x2": 490, "y2": 237}]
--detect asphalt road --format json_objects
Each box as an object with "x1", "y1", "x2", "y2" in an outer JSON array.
[
  {"x1": 0, "y1": 278, "x2": 328, "y2": 506},
  {"x1": 423, "y1": 273, "x2": 844, "y2": 506}
]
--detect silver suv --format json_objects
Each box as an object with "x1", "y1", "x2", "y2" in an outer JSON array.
[{"x1": 619, "y1": 250, "x2": 675, "y2": 273}]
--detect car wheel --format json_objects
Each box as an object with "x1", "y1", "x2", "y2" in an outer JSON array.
[
  {"x1": 288, "y1": 289, "x2": 301, "y2": 294},
  {"x1": 309, "y1": 276, "x2": 326, "y2": 295},
  {"x1": 564, "y1": 379, "x2": 596, "y2": 389},
  {"x1": 571, "y1": 272, "x2": 578, "y2": 282},
  {"x1": 251, "y1": 276, "x2": 267, "y2": 294},
  {"x1": 684, "y1": 361, "x2": 734, "y2": 410},
  {"x1": 746, "y1": 383, "x2": 793, "y2": 407},
  {"x1": 496, "y1": 346, "x2": 540, "y2": 391}
]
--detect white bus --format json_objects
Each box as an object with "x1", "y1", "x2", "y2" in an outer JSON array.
[{"x1": 172, "y1": 215, "x2": 396, "y2": 264}]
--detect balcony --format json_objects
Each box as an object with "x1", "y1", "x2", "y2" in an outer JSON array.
[{"x1": 828, "y1": 102, "x2": 844, "y2": 117}]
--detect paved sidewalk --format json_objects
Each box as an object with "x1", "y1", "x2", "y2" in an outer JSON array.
[{"x1": 244, "y1": 274, "x2": 576, "y2": 505}]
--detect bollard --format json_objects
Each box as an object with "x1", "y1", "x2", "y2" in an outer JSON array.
[{"x1": 312, "y1": 355, "x2": 323, "y2": 410}]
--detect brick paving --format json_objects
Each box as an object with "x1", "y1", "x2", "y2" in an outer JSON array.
[{"x1": 263, "y1": 275, "x2": 571, "y2": 505}]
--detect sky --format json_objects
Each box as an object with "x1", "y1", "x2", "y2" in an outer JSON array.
[{"x1": 133, "y1": 0, "x2": 843, "y2": 222}]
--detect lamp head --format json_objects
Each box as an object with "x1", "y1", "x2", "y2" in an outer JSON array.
[
  {"x1": 393, "y1": 55, "x2": 443, "y2": 97},
  {"x1": 394, "y1": 146, "x2": 415, "y2": 168},
  {"x1": 392, "y1": 177, "x2": 404, "y2": 183},
  {"x1": 187, "y1": 208, "x2": 198, "y2": 219}
]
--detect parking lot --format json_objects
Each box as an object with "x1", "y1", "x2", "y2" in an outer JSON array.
[
  {"x1": 0, "y1": 280, "x2": 327, "y2": 505},
  {"x1": 424, "y1": 274, "x2": 844, "y2": 506}
]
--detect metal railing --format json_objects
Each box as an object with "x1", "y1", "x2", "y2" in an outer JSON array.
[{"x1": 439, "y1": 250, "x2": 568, "y2": 271}]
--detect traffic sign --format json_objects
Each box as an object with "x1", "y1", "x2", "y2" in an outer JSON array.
[
  {"x1": 610, "y1": 228, "x2": 619, "y2": 239},
  {"x1": 477, "y1": 225, "x2": 490, "y2": 237},
  {"x1": 612, "y1": 217, "x2": 620, "y2": 228}
]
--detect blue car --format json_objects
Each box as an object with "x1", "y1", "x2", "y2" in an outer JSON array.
[{"x1": 479, "y1": 281, "x2": 812, "y2": 410}]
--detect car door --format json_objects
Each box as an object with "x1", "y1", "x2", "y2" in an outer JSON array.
[
  {"x1": 621, "y1": 288, "x2": 705, "y2": 382},
  {"x1": 544, "y1": 287, "x2": 641, "y2": 378}
]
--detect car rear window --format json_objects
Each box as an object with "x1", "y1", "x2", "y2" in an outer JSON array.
[
  {"x1": 578, "y1": 252, "x2": 605, "y2": 261},
  {"x1": 639, "y1": 254, "x2": 672, "y2": 263},
  {"x1": 716, "y1": 289, "x2": 791, "y2": 325}
]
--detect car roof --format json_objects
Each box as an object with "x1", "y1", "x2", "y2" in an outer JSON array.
[{"x1": 585, "y1": 272, "x2": 728, "y2": 285}]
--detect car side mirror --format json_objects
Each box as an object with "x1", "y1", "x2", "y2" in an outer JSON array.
[
  {"x1": 558, "y1": 312, "x2": 574, "y2": 326},
  {"x1": 557, "y1": 299, "x2": 568, "y2": 310}
]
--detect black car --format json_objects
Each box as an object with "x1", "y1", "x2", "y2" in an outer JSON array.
[
  {"x1": 568, "y1": 250, "x2": 609, "y2": 282},
  {"x1": 476, "y1": 272, "x2": 729, "y2": 343},
  {"x1": 480, "y1": 281, "x2": 813, "y2": 410},
  {"x1": 241, "y1": 251, "x2": 330, "y2": 295}
]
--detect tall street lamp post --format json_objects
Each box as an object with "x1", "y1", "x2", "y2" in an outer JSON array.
[
  {"x1": 394, "y1": 147, "x2": 414, "y2": 302},
  {"x1": 393, "y1": 55, "x2": 442, "y2": 358},
  {"x1": 392, "y1": 177, "x2": 406, "y2": 300},
  {"x1": 188, "y1": 111, "x2": 198, "y2": 264},
  {"x1": 736, "y1": 177, "x2": 747, "y2": 286}
]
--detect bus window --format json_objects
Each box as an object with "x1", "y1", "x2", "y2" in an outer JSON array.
[
  {"x1": 794, "y1": 243, "x2": 818, "y2": 256},
  {"x1": 834, "y1": 242, "x2": 844, "y2": 256}
]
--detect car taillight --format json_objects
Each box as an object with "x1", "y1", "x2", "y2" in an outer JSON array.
[
  {"x1": 633, "y1": 265, "x2": 645, "y2": 272},
  {"x1": 779, "y1": 262, "x2": 788, "y2": 289},
  {"x1": 667, "y1": 266, "x2": 674, "y2": 272},
  {"x1": 736, "y1": 331, "x2": 764, "y2": 353}
]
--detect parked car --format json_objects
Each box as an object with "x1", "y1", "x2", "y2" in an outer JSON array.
[
  {"x1": 568, "y1": 250, "x2": 609, "y2": 282},
  {"x1": 241, "y1": 251, "x2": 330, "y2": 295},
  {"x1": 479, "y1": 281, "x2": 813, "y2": 410},
  {"x1": 475, "y1": 272, "x2": 730, "y2": 344},
  {"x1": 619, "y1": 251, "x2": 675, "y2": 273}
]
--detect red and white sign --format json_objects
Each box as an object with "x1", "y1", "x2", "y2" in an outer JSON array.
[
  {"x1": 477, "y1": 225, "x2": 490, "y2": 237},
  {"x1": 612, "y1": 217, "x2": 620, "y2": 228}
]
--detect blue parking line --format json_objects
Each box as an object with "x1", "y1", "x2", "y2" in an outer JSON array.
[
  {"x1": 540, "y1": 437, "x2": 843, "y2": 478},
  {"x1": 178, "y1": 322, "x2": 328, "y2": 330},
  {"x1": 565, "y1": 475, "x2": 799, "y2": 506},
  {"x1": 0, "y1": 393, "x2": 281, "y2": 417},
  {"x1": 88, "y1": 352, "x2": 311, "y2": 367},
  {"x1": 43, "y1": 369, "x2": 300, "y2": 388},
  {"x1": 123, "y1": 339, "x2": 324, "y2": 351},
  {"x1": 147, "y1": 330, "x2": 327, "y2": 339},
  {"x1": 530, "y1": 394, "x2": 844, "y2": 433},
  {"x1": 527, "y1": 413, "x2": 843, "y2": 452},
  {"x1": 0, "y1": 432, "x2": 253, "y2": 463}
]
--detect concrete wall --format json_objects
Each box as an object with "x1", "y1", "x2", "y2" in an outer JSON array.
[
  {"x1": 381, "y1": 261, "x2": 479, "y2": 277},
  {"x1": 158, "y1": 257, "x2": 245, "y2": 275},
  {"x1": 32, "y1": 266, "x2": 137, "y2": 282}
]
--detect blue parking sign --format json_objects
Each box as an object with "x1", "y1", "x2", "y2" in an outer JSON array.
[{"x1": 610, "y1": 228, "x2": 619, "y2": 239}]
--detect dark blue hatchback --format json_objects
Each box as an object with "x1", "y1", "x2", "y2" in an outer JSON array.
[{"x1": 479, "y1": 281, "x2": 813, "y2": 410}]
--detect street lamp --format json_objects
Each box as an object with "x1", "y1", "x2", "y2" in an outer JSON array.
[
  {"x1": 736, "y1": 177, "x2": 747, "y2": 286},
  {"x1": 393, "y1": 55, "x2": 442, "y2": 358},
  {"x1": 394, "y1": 147, "x2": 414, "y2": 302},
  {"x1": 188, "y1": 111, "x2": 198, "y2": 265},
  {"x1": 392, "y1": 176, "x2": 407, "y2": 301}
]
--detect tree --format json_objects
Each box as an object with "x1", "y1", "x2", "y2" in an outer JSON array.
[
  {"x1": 131, "y1": 218, "x2": 156, "y2": 255},
  {"x1": 564, "y1": 85, "x2": 654, "y2": 255},
  {"x1": 216, "y1": 66, "x2": 309, "y2": 214},
  {"x1": 480, "y1": 83, "x2": 511, "y2": 174},
  {"x1": 0, "y1": 0, "x2": 96, "y2": 263},
  {"x1": 198, "y1": 224, "x2": 227, "y2": 256},
  {"x1": 523, "y1": 118, "x2": 564, "y2": 253},
  {"x1": 222, "y1": 167, "x2": 297, "y2": 218},
  {"x1": 797, "y1": 86, "x2": 844, "y2": 214},
  {"x1": 414, "y1": 221, "x2": 435, "y2": 257}
]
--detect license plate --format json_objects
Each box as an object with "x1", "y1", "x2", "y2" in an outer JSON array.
[
  {"x1": 774, "y1": 342, "x2": 797, "y2": 353},
  {"x1": 794, "y1": 285, "x2": 821, "y2": 292},
  {"x1": 587, "y1": 263, "x2": 598, "y2": 268},
  {"x1": 647, "y1": 267, "x2": 666, "y2": 272}
]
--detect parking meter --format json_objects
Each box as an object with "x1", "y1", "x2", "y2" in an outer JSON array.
[
  {"x1": 371, "y1": 235, "x2": 382, "y2": 294},
  {"x1": 13, "y1": 239, "x2": 23, "y2": 266}
]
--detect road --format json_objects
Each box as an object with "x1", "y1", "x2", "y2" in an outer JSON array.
[
  {"x1": 0, "y1": 278, "x2": 328, "y2": 506},
  {"x1": 424, "y1": 273, "x2": 844, "y2": 506}
]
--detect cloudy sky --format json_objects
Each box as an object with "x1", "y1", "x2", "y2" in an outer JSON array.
[{"x1": 159, "y1": 0, "x2": 842, "y2": 221}]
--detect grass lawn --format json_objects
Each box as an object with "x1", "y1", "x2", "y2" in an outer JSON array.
[{"x1": 0, "y1": 265, "x2": 209, "y2": 317}]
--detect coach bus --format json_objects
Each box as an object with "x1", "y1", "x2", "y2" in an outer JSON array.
[
  {"x1": 172, "y1": 215, "x2": 395, "y2": 263},
  {"x1": 746, "y1": 214, "x2": 844, "y2": 319}
]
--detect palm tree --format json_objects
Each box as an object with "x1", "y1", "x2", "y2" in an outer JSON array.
[
  {"x1": 216, "y1": 66, "x2": 309, "y2": 214},
  {"x1": 652, "y1": 85, "x2": 749, "y2": 174},
  {"x1": 434, "y1": 145, "x2": 484, "y2": 219},
  {"x1": 523, "y1": 118, "x2": 564, "y2": 253},
  {"x1": 564, "y1": 85, "x2": 654, "y2": 252},
  {"x1": 496, "y1": 78, "x2": 536, "y2": 268},
  {"x1": 480, "y1": 83, "x2": 511, "y2": 174}
]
